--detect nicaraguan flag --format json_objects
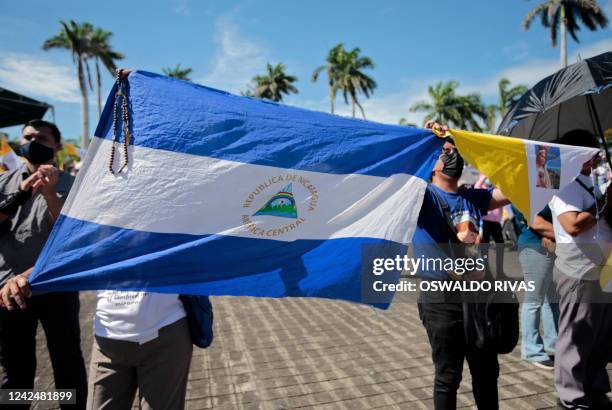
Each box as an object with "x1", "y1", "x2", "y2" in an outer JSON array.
[{"x1": 28, "y1": 71, "x2": 443, "y2": 305}]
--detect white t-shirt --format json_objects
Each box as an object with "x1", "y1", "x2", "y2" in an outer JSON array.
[
  {"x1": 94, "y1": 291, "x2": 186, "y2": 344},
  {"x1": 549, "y1": 174, "x2": 612, "y2": 280}
]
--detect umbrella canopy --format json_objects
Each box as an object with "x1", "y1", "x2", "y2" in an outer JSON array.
[
  {"x1": 0, "y1": 87, "x2": 52, "y2": 128},
  {"x1": 498, "y1": 51, "x2": 612, "y2": 144}
]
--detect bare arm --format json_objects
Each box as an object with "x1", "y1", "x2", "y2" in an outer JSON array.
[
  {"x1": 530, "y1": 215, "x2": 555, "y2": 240},
  {"x1": 474, "y1": 174, "x2": 487, "y2": 189},
  {"x1": 557, "y1": 210, "x2": 597, "y2": 237},
  {"x1": 488, "y1": 188, "x2": 511, "y2": 210}
]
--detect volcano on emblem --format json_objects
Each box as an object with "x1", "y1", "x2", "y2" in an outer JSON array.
[{"x1": 253, "y1": 183, "x2": 298, "y2": 219}]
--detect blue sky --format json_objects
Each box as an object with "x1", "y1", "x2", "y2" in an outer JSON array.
[{"x1": 2, "y1": 0, "x2": 612, "y2": 142}]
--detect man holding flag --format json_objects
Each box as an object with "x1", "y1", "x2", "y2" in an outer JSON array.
[
  {"x1": 0, "y1": 120, "x2": 87, "y2": 409},
  {"x1": 416, "y1": 121, "x2": 511, "y2": 410}
]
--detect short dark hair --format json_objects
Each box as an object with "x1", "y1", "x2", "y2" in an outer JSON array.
[
  {"x1": 559, "y1": 129, "x2": 599, "y2": 149},
  {"x1": 22, "y1": 119, "x2": 61, "y2": 143}
]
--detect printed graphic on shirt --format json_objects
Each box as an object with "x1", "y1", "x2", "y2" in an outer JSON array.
[{"x1": 107, "y1": 291, "x2": 148, "y2": 306}]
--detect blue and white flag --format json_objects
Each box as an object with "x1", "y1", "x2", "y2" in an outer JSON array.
[{"x1": 28, "y1": 71, "x2": 443, "y2": 305}]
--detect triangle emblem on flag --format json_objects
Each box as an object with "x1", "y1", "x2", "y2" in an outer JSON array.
[{"x1": 253, "y1": 183, "x2": 298, "y2": 219}]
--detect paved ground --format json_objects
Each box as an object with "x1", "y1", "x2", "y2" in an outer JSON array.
[{"x1": 24, "y1": 250, "x2": 612, "y2": 409}]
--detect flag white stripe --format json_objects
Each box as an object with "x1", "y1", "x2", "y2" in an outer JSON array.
[{"x1": 63, "y1": 137, "x2": 427, "y2": 244}]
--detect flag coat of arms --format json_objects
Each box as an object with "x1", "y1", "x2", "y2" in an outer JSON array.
[{"x1": 28, "y1": 71, "x2": 443, "y2": 305}]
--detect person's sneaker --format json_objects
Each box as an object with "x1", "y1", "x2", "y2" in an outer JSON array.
[
  {"x1": 556, "y1": 399, "x2": 586, "y2": 409},
  {"x1": 532, "y1": 359, "x2": 555, "y2": 370}
]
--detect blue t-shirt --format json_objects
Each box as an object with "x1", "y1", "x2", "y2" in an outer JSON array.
[
  {"x1": 515, "y1": 204, "x2": 552, "y2": 249},
  {"x1": 412, "y1": 184, "x2": 492, "y2": 279}
]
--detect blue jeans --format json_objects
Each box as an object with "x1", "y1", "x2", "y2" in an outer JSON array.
[{"x1": 518, "y1": 246, "x2": 559, "y2": 362}]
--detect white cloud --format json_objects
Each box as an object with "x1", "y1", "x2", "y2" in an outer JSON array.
[
  {"x1": 335, "y1": 89, "x2": 430, "y2": 125},
  {"x1": 0, "y1": 53, "x2": 80, "y2": 103},
  {"x1": 289, "y1": 37, "x2": 612, "y2": 128},
  {"x1": 502, "y1": 41, "x2": 531, "y2": 62},
  {"x1": 288, "y1": 86, "x2": 431, "y2": 127},
  {"x1": 172, "y1": 0, "x2": 190, "y2": 15},
  {"x1": 462, "y1": 37, "x2": 612, "y2": 100},
  {"x1": 198, "y1": 15, "x2": 268, "y2": 94},
  {"x1": 571, "y1": 37, "x2": 612, "y2": 62}
]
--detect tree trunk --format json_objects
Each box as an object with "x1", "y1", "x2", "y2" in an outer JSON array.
[
  {"x1": 329, "y1": 86, "x2": 335, "y2": 114},
  {"x1": 96, "y1": 58, "x2": 102, "y2": 119},
  {"x1": 560, "y1": 4, "x2": 568, "y2": 68},
  {"x1": 356, "y1": 99, "x2": 366, "y2": 120},
  {"x1": 78, "y1": 56, "x2": 90, "y2": 149},
  {"x1": 351, "y1": 99, "x2": 356, "y2": 118}
]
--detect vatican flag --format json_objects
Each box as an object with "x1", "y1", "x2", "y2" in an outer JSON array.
[
  {"x1": 449, "y1": 129, "x2": 599, "y2": 222},
  {"x1": 0, "y1": 138, "x2": 22, "y2": 171}
]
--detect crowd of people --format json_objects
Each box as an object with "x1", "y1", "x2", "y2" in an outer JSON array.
[{"x1": 0, "y1": 119, "x2": 611, "y2": 409}]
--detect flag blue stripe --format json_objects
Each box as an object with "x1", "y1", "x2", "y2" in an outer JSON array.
[
  {"x1": 94, "y1": 71, "x2": 442, "y2": 180},
  {"x1": 31, "y1": 215, "x2": 401, "y2": 306}
]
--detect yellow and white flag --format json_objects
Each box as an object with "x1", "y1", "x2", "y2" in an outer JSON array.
[
  {"x1": 448, "y1": 129, "x2": 612, "y2": 291},
  {"x1": 449, "y1": 129, "x2": 599, "y2": 222},
  {"x1": 0, "y1": 138, "x2": 22, "y2": 171},
  {"x1": 64, "y1": 143, "x2": 86, "y2": 159}
]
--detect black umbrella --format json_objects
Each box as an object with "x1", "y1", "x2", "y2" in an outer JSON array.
[
  {"x1": 498, "y1": 51, "x2": 612, "y2": 165},
  {"x1": 0, "y1": 87, "x2": 52, "y2": 128}
]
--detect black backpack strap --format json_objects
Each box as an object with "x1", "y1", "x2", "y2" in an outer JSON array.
[
  {"x1": 429, "y1": 185, "x2": 460, "y2": 262},
  {"x1": 429, "y1": 185, "x2": 458, "y2": 243},
  {"x1": 575, "y1": 177, "x2": 595, "y2": 199}
]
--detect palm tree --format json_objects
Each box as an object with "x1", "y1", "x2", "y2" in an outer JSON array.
[
  {"x1": 523, "y1": 0, "x2": 608, "y2": 67},
  {"x1": 162, "y1": 64, "x2": 193, "y2": 81},
  {"x1": 43, "y1": 20, "x2": 94, "y2": 148},
  {"x1": 497, "y1": 78, "x2": 528, "y2": 118},
  {"x1": 90, "y1": 28, "x2": 124, "y2": 118},
  {"x1": 337, "y1": 47, "x2": 376, "y2": 119},
  {"x1": 455, "y1": 94, "x2": 489, "y2": 132},
  {"x1": 251, "y1": 63, "x2": 298, "y2": 102},
  {"x1": 410, "y1": 81, "x2": 488, "y2": 132},
  {"x1": 312, "y1": 44, "x2": 376, "y2": 118},
  {"x1": 485, "y1": 104, "x2": 499, "y2": 133},
  {"x1": 399, "y1": 118, "x2": 417, "y2": 127},
  {"x1": 485, "y1": 78, "x2": 528, "y2": 131},
  {"x1": 312, "y1": 44, "x2": 344, "y2": 114}
]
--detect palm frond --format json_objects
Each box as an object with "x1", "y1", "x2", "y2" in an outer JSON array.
[{"x1": 523, "y1": 2, "x2": 550, "y2": 29}]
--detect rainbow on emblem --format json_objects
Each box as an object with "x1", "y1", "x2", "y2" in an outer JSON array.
[{"x1": 253, "y1": 183, "x2": 298, "y2": 219}]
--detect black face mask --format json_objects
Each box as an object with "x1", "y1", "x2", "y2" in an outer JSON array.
[
  {"x1": 20, "y1": 141, "x2": 55, "y2": 165},
  {"x1": 440, "y1": 149, "x2": 464, "y2": 179}
]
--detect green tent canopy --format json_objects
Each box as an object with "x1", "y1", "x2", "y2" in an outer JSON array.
[{"x1": 0, "y1": 87, "x2": 52, "y2": 128}]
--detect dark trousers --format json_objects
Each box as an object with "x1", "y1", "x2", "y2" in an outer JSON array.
[
  {"x1": 0, "y1": 292, "x2": 87, "y2": 410},
  {"x1": 418, "y1": 302, "x2": 500, "y2": 410},
  {"x1": 482, "y1": 220, "x2": 505, "y2": 277},
  {"x1": 554, "y1": 270, "x2": 612, "y2": 407}
]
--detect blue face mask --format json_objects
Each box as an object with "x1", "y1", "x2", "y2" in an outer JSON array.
[{"x1": 20, "y1": 140, "x2": 55, "y2": 165}]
